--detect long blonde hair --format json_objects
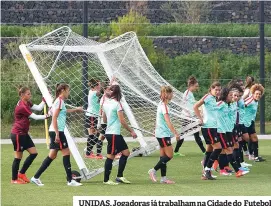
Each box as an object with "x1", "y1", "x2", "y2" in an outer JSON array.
[{"x1": 160, "y1": 86, "x2": 173, "y2": 103}]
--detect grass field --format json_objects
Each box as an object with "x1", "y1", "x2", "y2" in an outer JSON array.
[
  {"x1": 1, "y1": 122, "x2": 271, "y2": 139},
  {"x1": 1, "y1": 141, "x2": 271, "y2": 206}
]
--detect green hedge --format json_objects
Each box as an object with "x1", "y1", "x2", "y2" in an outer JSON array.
[
  {"x1": 2, "y1": 50, "x2": 271, "y2": 123},
  {"x1": 1, "y1": 23, "x2": 271, "y2": 37},
  {"x1": 149, "y1": 23, "x2": 271, "y2": 37},
  {"x1": 153, "y1": 50, "x2": 271, "y2": 121}
]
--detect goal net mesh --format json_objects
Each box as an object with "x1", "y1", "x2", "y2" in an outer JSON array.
[{"x1": 21, "y1": 26, "x2": 200, "y2": 178}]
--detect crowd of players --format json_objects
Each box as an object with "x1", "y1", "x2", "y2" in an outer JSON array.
[{"x1": 9, "y1": 75, "x2": 265, "y2": 185}]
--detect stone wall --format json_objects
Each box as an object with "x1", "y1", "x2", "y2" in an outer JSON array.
[
  {"x1": 1, "y1": 1, "x2": 271, "y2": 24},
  {"x1": 152, "y1": 37, "x2": 271, "y2": 57},
  {"x1": 2, "y1": 36, "x2": 271, "y2": 59}
]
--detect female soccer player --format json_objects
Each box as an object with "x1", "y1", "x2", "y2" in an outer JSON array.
[
  {"x1": 31, "y1": 83, "x2": 83, "y2": 186},
  {"x1": 194, "y1": 82, "x2": 222, "y2": 180},
  {"x1": 174, "y1": 76, "x2": 206, "y2": 157},
  {"x1": 235, "y1": 89, "x2": 253, "y2": 167},
  {"x1": 96, "y1": 82, "x2": 111, "y2": 159},
  {"x1": 148, "y1": 86, "x2": 179, "y2": 184},
  {"x1": 242, "y1": 76, "x2": 255, "y2": 156},
  {"x1": 85, "y1": 79, "x2": 101, "y2": 158},
  {"x1": 10, "y1": 86, "x2": 49, "y2": 184},
  {"x1": 229, "y1": 84, "x2": 252, "y2": 168},
  {"x1": 243, "y1": 84, "x2": 265, "y2": 162},
  {"x1": 102, "y1": 84, "x2": 137, "y2": 185},
  {"x1": 217, "y1": 87, "x2": 249, "y2": 178},
  {"x1": 97, "y1": 79, "x2": 123, "y2": 160}
]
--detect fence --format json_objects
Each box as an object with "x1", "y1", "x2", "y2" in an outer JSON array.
[{"x1": 1, "y1": 1, "x2": 270, "y2": 135}]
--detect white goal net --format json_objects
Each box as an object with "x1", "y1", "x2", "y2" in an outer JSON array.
[{"x1": 19, "y1": 26, "x2": 200, "y2": 180}]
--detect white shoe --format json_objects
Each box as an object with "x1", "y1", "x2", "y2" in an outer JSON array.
[
  {"x1": 31, "y1": 177, "x2": 44, "y2": 186},
  {"x1": 241, "y1": 162, "x2": 252, "y2": 167},
  {"x1": 249, "y1": 155, "x2": 254, "y2": 160},
  {"x1": 67, "y1": 179, "x2": 82, "y2": 186},
  {"x1": 241, "y1": 170, "x2": 250, "y2": 175},
  {"x1": 148, "y1": 168, "x2": 157, "y2": 182}
]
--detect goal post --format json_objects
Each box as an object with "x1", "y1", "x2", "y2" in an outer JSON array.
[
  {"x1": 19, "y1": 26, "x2": 201, "y2": 180},
  {"x1": 96, "y1": 51, "x2": 146, "y2": 148},
  {"x1": 19, "y1": 44, "x2": 90, "y2": 179}
]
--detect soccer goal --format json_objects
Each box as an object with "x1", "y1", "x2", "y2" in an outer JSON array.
[{"x1": 19, "y1": 26, "x2": 200, "y2": 181}]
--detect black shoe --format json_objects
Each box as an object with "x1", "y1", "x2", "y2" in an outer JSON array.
[
  {"x1": 204, "y1": 170, "x2": 216, "y2": 180},
  {"x1": 254, "y1": 156, "x2": 266, "y2": 162}
]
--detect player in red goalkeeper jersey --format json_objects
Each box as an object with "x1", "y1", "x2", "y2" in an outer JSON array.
[{"x1": 10, "y1": 86, "x2": 50, "y2": 184}]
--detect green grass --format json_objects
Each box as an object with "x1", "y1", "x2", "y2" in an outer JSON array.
[
  {"x1": 1, "y1": 23, "x2": 271, "y2": 37},
  {"x1": 1, "y1": 123, "x2": 46, "y2": 139},
  {"x1": 255, "y1": 122, "x2": 271, "y2": 134},
  {"x1": 1, "y1": 141, "x2": 271, "y2": 206},
  {"x1": 1, "y1": 122, "x2": 270, "y2": 139}
]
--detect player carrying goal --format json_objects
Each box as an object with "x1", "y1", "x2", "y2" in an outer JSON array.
[
  {"x1": 10, "y1": 86, "x2": 50, "y2": 184},
  {"x1": 85, "y1": 79, "x2": 101, "y2": 159},
  {"x1": 102, "y1": 84, "x2": 137, "y2": 185},
  {"x1": 31, "y1": 83, "x2": 83, "y2": 186}
]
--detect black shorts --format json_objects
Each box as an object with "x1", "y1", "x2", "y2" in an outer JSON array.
[
  {"x1": 218, "y1": 132, "x2": 234, "y2": 149},
  {"x1": 226, "y1": 132, "x2": 235, "y2": 146},
  {"x1": 247, "y1": 121, "x2": 256, "y2": 135},
  {"x1": 157, "y1": 137, "x2": 172, "y2": 148},
  {"x1": 86, "y1": 116, "x2": 98, "y2": 129},
  {"x1": 100, "y1": 124, "x2": 107, "y2": 135},
  {"x1": 239, "y1": 124, "x2": 248, "y2": 135},
  {"x1": 201, "y1": 128, "x2": 219, "y2": 145},
  {"x1": 49, "y1": 131, "x2": 69, "y2": 150},
  {"x1": 105, "y1": 134, "x2": 128, "y2": 155},
  {"x1": 10, "y1": 133, "x2": 35, "y2": 152}
]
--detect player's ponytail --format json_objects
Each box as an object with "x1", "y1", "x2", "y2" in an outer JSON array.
[
  {"x1": 110, "y1": 85, "x2": 122, "y2": 101},
  {"x1": 245, "y1": 76, "x2": 255, "y2": 89},
  {"x1": 55, "y1": 83, "x2": 69, "y2": 98},
  {"x1": 18, "y1": 85, "x2": 30, "y2": 97},
  {"x1": 160, "y1": 86, "x2": 173, "y2": 102},
  {"x1": 187, "y1": 76, "x2": 198, "y2": 87}
]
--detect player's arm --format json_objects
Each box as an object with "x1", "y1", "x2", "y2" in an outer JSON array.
[
  {"x1": 102, "y1": 112, "x2": 107, "y2": 124},
  {"x1": 242, "y1": 89, "x2": 250, "y2": 100},
  {"x1": 118, "y1": 111, "x2": 137, "y2": 138},
  {"x1": 25, "y1": 100, "x2": 49, "y2": 120},
  {"x1": 67, "y1": 107, "x2": 83, "y2": 113},
  {"x1": 164, "y1": 113, "x2": 179, "y2": 140},
  {"x1": 194, "y1": 97, "x2": 205, "y2": 124},
  {"x1": 96, "y1": 83, "x2": 101, "y2": 97},
  {"x1": 52, "y1": 107, "x2": 60, "y2": 143},
  {"x1": 244, "y1": 97, "x2": 253, "y2": 107},
  {"x1": 31, "y1": 97, "x2": 46, "y2": 111},
  {"x1": 29, "y1": 113, "x2": 49, "y2": 120},
  {"x1": 31, "y1": 101, "x2": 45, "y2": 111}
]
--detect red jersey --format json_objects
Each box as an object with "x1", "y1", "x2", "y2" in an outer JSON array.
[{"x1": 11, "y1": 100, "x2": 33, "y2": 135}]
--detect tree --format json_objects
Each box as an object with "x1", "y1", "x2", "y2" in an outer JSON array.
[
  {"x1": 110, "y1": 10, "x2": 158, "y2": 64},
  {"x1": 161, "y1": 1, "x2": 231, "y2": 23}
]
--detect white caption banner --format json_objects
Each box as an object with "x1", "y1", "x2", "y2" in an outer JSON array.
[{"x1": 73, "y1": 196, "x2": 271, "y2": 206}]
